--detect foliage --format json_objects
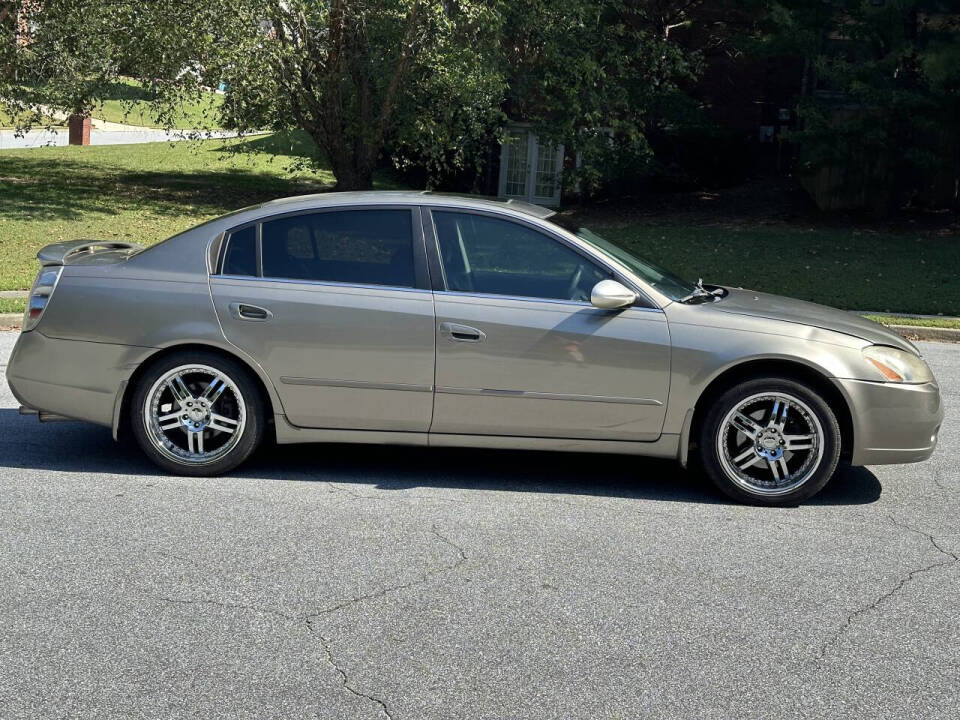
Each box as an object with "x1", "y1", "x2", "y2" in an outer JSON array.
[
  {"x1": 135, "y1": 0, "x2": 507, "y2": 190},
  {"x1": 1, "y1": 0, "x2": 129, "y2": 123},
  {"x1": 763, "y1": 0, "x2": 960, "y2": 211},
  {"x1": 499, "y1": 0, "x2": 714, "y2": 196}
]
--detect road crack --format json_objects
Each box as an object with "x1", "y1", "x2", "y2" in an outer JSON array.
[
  {"x1": 304, "y1": 618, "x2": 396, "y2": 720},
  {"x1": 817, "y1": 514, "x2": 959, "y2": 661},
  {"x1": 154, "y1": 524, "x2": 467, "y2": 720},
  {"x1": 304, "y1": 524, "x2": 468, "y2": 619}
]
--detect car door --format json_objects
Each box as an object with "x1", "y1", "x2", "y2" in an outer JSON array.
[
  {"x1": 425, "y1": 208, "x2": 671, "y2": 442},
  {"x1": 210, "y1": 206, "x2": 435, "y2": 431}
]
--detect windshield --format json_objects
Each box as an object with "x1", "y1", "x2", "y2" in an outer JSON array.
[{"x1": 572, "y1": 227, "x2": 698, "y2": 301}]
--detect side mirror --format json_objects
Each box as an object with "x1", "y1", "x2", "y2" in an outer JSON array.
[{"x1": 590, "y1": 279, "x2": 637, "y2": 309}]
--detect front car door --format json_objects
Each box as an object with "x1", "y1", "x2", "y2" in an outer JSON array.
[
  {"x1": 210, "y1": 206, "x2": 435, "y2": 431},
  {"x1": 424, "y1": 208, "x2": 671, "y2": 442}
]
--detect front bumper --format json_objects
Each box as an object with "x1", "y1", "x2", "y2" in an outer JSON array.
[
  {"x1": 836, "y1": 378, "x2": 943, "y2": 465},
  {"x1": 6, "y1": 330, "x2": 154, "y2": 429}
]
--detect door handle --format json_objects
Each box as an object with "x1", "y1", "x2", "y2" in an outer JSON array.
[
  {"x1": 230, "y1": 302, "x2": 272, "y2": 321},
  {"x1": 439, "y1": 322, "x2": 485, "y2": 342}
]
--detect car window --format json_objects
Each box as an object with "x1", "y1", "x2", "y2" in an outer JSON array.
[
  {"x1": 222, "y1": 225, "x2": 257, "y2": 276},
  {"x1": 432, "y1": 211, "x2": 610, "y2": 302},
  {"x1": 260, "y1": 209, "x2": 416, "y2": 288}
]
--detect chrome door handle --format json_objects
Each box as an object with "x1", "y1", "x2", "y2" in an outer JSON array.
[
  {"x1": 439, "y1": 322, "x2": 485, "y2": 342},
  {"x1": 230, "y1": 302, "x2": 272, "y2": 321}
]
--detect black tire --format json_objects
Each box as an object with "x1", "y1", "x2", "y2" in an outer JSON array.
[
  {"x1": 130, "y1": 350, "x2": 265, "y2": 476},
  {"x1": 698, "y1": 377, "x2": 841, "y2": 505}
]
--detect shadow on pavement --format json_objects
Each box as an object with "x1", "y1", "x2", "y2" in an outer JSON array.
[{"x1": 0, "y1": 409, "x2": 883, "y2": 506}]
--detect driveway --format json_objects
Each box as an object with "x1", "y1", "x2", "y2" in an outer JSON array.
[{"x1": 0, "y1": 332, "x2": 957, "y2": 719}]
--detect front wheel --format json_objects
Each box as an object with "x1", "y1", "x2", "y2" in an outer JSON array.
[
  {"x1": 698, "y1": 377, "x2": 841, "y2": 505},
  {"x1": 131, "y1": 351, "x2": 265, "y2": 476}
]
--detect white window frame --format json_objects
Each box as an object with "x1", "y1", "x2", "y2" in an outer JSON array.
[{"x1": 498, "y1": 124, "x2": 564, "y2": 207}]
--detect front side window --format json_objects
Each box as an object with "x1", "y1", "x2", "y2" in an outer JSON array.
[
  {"x1": 432, "y1": 211, "x2": 610, "y2": 302},
  {"x1": 260, "y1": 209, "x2": 416, "y2": 288}
]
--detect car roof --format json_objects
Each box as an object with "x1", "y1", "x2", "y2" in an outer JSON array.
[{"x1": 250, "y1": 191, "x2": 557, "y2": 220}]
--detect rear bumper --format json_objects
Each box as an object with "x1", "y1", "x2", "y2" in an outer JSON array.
[
  {"x1": 836, "y1": 378, "x2": 943, "y2": 465},
  {"x1": 5, "y1": 330, "x2": 153, "y2": 428}
]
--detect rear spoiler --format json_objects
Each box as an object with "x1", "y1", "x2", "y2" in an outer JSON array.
[{"x1": 37, "y1": 239, "x2": 144, "y2": 266}]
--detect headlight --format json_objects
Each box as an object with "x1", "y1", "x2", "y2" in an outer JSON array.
[{"x1": 862, "y1": 345, "x2": 933, "y2": 383}]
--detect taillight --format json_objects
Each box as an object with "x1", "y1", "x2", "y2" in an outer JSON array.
[{"x1": 22, "y1": 267, "x2": 62, "y2": 332}]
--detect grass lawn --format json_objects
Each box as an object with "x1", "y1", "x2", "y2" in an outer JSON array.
[
  {"x1": 0, "y1": 131, "x2": 386, "y2": 291},
  {"x1": 593, "y1": 223, "x2": 960, "y2": 316},
  {"x1": 0, "y1": 107, "x2": 64, "y2": 130},
  {"x1": 0, "y1": 298, "x2": 25, "y2": 314},
  {"x1": 863, "y1": 314, "x2": 960, "y2": 329},
  {"x1": 92, "y1": 79, "x2": 223, "y2": 130},
  {"x1": 1, "y1": 135, "x2": 957, "y2": 315}
]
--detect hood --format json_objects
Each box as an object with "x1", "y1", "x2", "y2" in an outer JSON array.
[{"x1": 713, "y1": 287, "x2": 919, "y2": 354}]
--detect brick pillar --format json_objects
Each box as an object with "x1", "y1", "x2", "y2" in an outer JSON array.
[{"x1": 68, "y1": 114, "x2": 91, "y2": 146}]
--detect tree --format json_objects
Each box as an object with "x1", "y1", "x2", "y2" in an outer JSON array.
[
  {"x1": 0, "y1": 0, "x2": 135, "y2": 127},
  {"x1": 760, "y1": 0, "x2": 960, "y2": 211},
  {"x1": 144, "y1": 0, "x2": 505, "y2": 190},
  {"x1": 499, "y1": 0, "x2": 706, "y2": 196}
]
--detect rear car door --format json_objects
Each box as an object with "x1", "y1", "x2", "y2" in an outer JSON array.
[
  {"x1": 210, "y1": 206, "x2": 436, "y2": 431},
  {"x1": 425, "y1": 208, "x2": 671, "y2": 441}
]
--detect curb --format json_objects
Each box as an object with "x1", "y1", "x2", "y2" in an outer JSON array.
[
  {"x1": 887, "y1": 324, "x2": 960, "y2": 344},
  {"x1": 0, "y1": 312, "x2": 22, "y2": 329}
]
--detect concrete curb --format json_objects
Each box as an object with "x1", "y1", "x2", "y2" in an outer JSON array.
[
  {"x1": 887, "y1": 324, "x2": 960, "y2": 344},
  {"x1": 0, "y1": 312, "x2": 22, "y2": 329}
]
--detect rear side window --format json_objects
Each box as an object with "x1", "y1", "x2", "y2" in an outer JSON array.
[
  {"x1": 222, "y1": 226, "x2": 257, "y2": 276},
  {"x1": 260, "y1": 209, "x2": 415, "y2": 288}
]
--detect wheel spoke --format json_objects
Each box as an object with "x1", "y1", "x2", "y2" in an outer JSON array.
[
  {"x1": 201, "y1": 375, "x2": 228, "y2": 404},
  {"x1": 157, "y1": 410, "x2": 181, "y2": 424},
  {"x1": 767, "y1": 399, "x2": 781, "y2": 427},
  {"x1": 784, "y1": 434, "x2": 815, "y2": 450},
  {"x1": 732, "y1": 412, "x2": 762, "y2": 439},
  {"x1": 775, "y1": 400, "x2": 789, "y2": 430},
  {"x1": 733, "y1": 446, "x2": 761, "y2": 469},
  {"x1": 168, "y1": 374, "x2": 193, "y2": 404},
  {"x1": 209, "y1": 413, "x2": 238, "y2": 434},
  {"x1": 768, "y1": 458, "x2": 781, "y2": 481},
  {"x1": 778, "y1": 457, "x2": 789, "y2": 479}
]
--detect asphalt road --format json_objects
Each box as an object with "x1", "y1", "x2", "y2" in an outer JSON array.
[{"x1": 1, "y1": 331, "x2": 957, "y2": 719}]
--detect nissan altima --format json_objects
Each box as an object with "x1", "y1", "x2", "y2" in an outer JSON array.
[{"x1": 6, "y1": 192, "x2": 942, "y2": 504}]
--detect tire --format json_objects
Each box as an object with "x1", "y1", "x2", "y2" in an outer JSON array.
[
  {"x1": 131, "y1": 350, "x2": 265, "y2": 476},
  {"x1": 698, "y1": 377, "x2": 841, "y2": 505}
]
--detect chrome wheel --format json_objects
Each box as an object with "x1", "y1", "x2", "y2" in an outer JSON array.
[
  {"x1": 143, "y1": 364, "x2": 246, "y2": 466},
  {"x1": 717, "y1": 392, "x2": 824, "y2": 497}
]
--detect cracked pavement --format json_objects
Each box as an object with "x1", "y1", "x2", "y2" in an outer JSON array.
[{"x1": 1, "y1": 333, "x2": 958, "y2": 719}]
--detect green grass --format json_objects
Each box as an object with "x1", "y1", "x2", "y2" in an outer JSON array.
[
  {"x1": 594, "y1": 224, "x2": 960, "y2": 315},
  {"x1": 0, "y1": 298, "x2": 25, "y2": 314},
  {"x1": 863, "y1": 314, "x2": 960, "y2": 329},
  {"x1": 92, "y1": 79, "x2": 223, "y2": 130},
  {"x1": 0, "y1": 131, "x2": 400, "y2": 290},
  {"x1": 0, "y1": 107, "x2": 64, "y2": 130},
  {"x1": 1, "y1": 134, "x2": 957, "y2": 314}
]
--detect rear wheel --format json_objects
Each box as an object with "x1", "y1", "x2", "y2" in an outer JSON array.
[
  {"x1": 131, "y1": 351, "x2": 265, "y2": 476},
  {"x1": 698, "y1": 377, "x2": 841, "y2": 505}
]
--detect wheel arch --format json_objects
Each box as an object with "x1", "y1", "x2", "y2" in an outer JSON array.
[
  {"x1": 113, "y1": 342, "x2": 279, "y2": 441},
  {"x1": 686, "y1": 358, "x2": 855, "y2": 465}
]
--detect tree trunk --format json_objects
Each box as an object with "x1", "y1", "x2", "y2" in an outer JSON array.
[{"x1": 312, "y1": 128, "x2": 375, "y2": 191}]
